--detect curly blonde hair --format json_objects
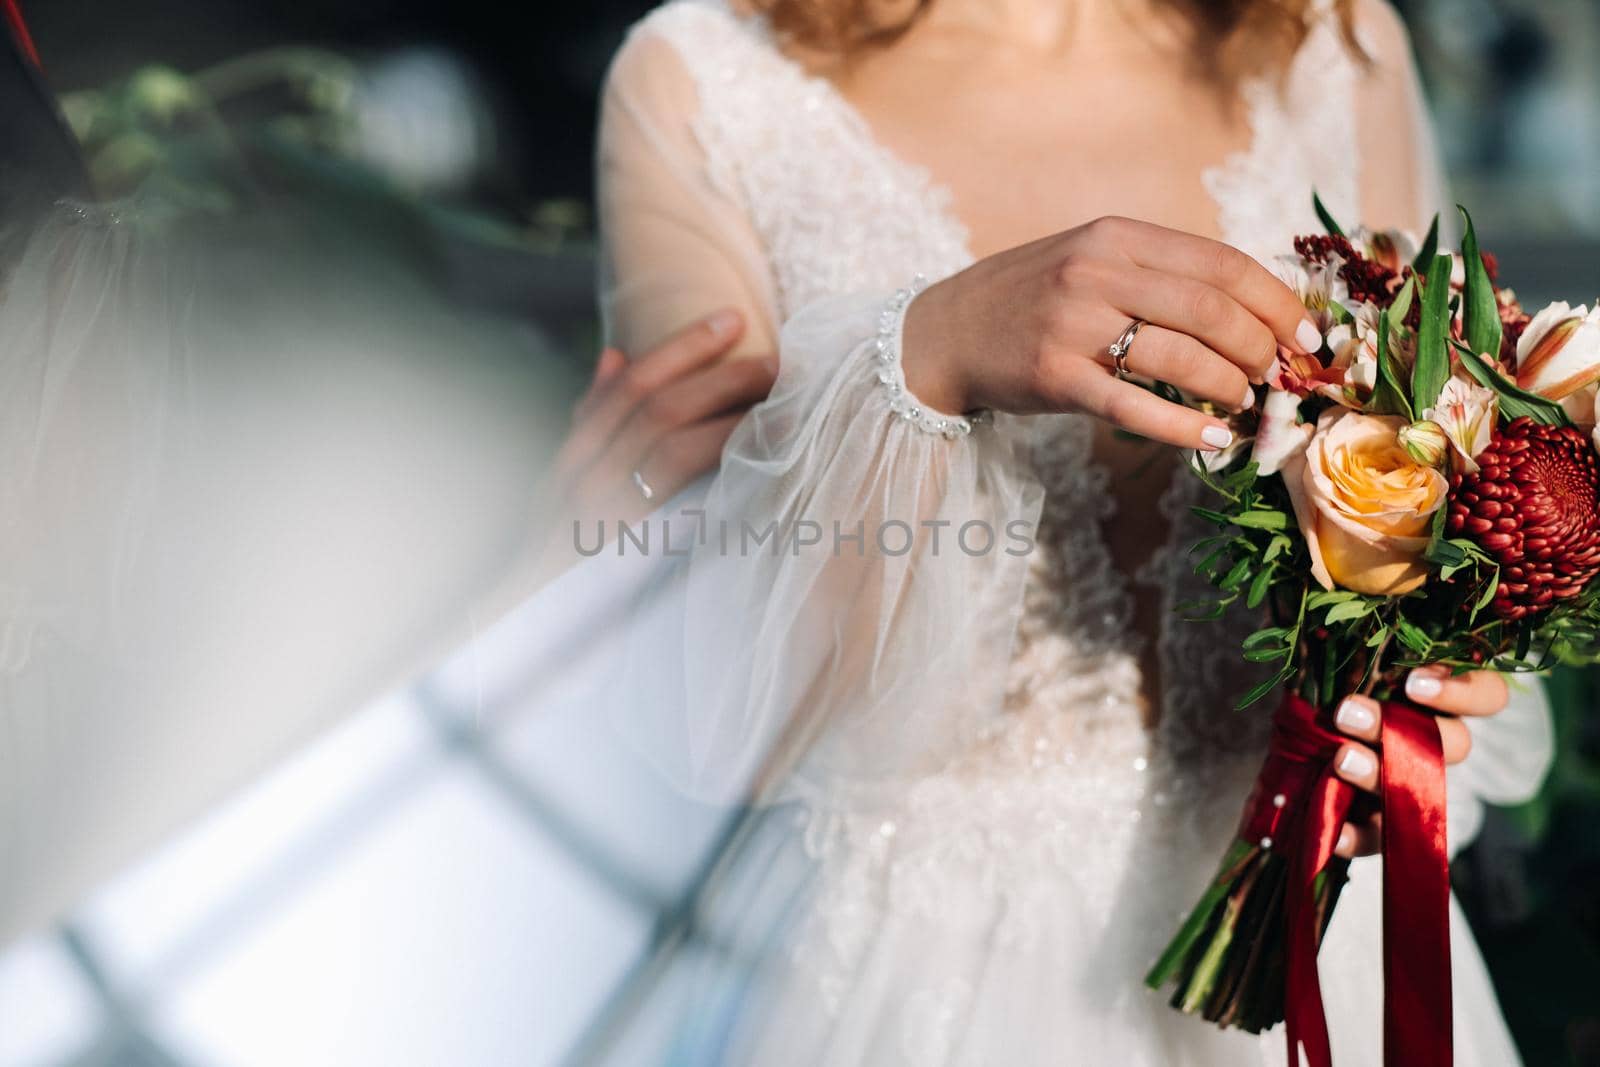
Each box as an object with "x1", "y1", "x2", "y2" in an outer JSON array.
[{"x1": 750, "y1": 0, "x2": 1359, "y2": 80}]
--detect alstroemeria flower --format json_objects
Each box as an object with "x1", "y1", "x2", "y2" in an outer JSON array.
[
  {"x1": 1516, "y1": 301, "x2": 1600, "y2": 401},
  {"x1": 1350, "y1": 226, "x2": 1419, "y2": 274},
  {"x1": 1250, "y1": 388, "x2": 1314, "y2": 476},
  {"x1": 1421, "y1": 374, "x2": 1497, "y2": 474},
  {"x1": 1271, "y1": 254, "x2": 1348, "y2": 335},
  {"x1": 1318, "y1": 302, "x2": 1383, "y2": 407}
]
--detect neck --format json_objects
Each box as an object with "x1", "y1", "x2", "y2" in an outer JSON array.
[{"x1": 920, "y1": 0, "x2": 1178, "y2": 53}]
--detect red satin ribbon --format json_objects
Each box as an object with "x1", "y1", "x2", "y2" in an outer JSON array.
[
  {"x1": 1380, "y1": 699, "x2": 1452, "y2": 1067},
  {"x1": 3, "y1": 0, "x2": 40, "y2": 69},
  {"x1": 1241, "y1": 692, "x2": 1451, "y2": 1067}
]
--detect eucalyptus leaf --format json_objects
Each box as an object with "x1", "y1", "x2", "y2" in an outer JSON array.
[
  {"x1": 1232, "y1": 510, "x2": 1290, "y2": 531},
  {"x1": 1247, "y1": 565, "x2": 1275, "y2": 609},
  {"x1": 1243, "y1": 627, "x2": 1292, "y2": 649},
  {"x1": 1396, "y1": 619, "x2": 1433, "y2": 655},
  {"x1": 1324, "y1": 600, "x2": 1374, "y2": 625},
  {"x1": 1235, "y1": 665, "x2": 1295, "y2": 711}
]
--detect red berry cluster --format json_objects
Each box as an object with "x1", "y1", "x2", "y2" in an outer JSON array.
[
  {"x1": 1447, "y1": 417, "x2": 1600, "y2": 620},
  {"x1": 1292, "y1": 233, "x2": 1402, "y2": 309}
]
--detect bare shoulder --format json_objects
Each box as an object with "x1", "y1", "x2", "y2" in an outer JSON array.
[{"x1": 1349, "y1": 0, "x2": 1416, "y2": 67}]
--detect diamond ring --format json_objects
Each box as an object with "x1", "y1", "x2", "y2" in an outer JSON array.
[{"x1": 1109, "y1": 319, "x2": 1147, "y2": 380}]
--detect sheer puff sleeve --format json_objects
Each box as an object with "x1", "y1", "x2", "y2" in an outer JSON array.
[{"x1": 592, "y1": 20, "x2": 1042, "y2": 806}]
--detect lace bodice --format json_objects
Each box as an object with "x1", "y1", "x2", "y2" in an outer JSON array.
[{"x1": 630, "y1": 0, "x2": 1363, "y2": 813}]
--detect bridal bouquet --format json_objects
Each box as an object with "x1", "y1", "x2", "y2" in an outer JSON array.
[{"x1": 1144, "y1": 200, "x2": 1600, "y2": 1067}]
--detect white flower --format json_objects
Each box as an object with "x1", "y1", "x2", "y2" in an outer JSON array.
[
  {"x1": 1250, "y1": 388, "x2": 1314, "y2": 476},
  {"x1": 1350, "y1": 226, "x2": 1419, "y2": 274},
  {"x1": 1515, "y1": 301, "x2": 1600, "y2": 400},
  {"x1": 1320, "y1": 302, "x2": 1383, "y2": 407},
  {"x1": 1421, "y1": 375, "x2": 1498, "y2": 474},
  {"x1": 1271, "y1": 254, "x2": 1348, "y2": 335}
]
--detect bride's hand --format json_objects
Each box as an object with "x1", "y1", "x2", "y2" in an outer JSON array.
[
  {"x1": 901, "y1": 215, "x2": 1325, "y2": 450},
  {"x1": 1329, "y1": 668, "x2": 1511, "y2": 858},
  {"x1": 547, "y1": 308, "x2": 776, "y2": 526}
]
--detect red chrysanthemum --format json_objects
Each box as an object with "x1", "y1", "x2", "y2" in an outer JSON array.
[{"x1": 1447, "y1": 417, "x2": 1600, "y2": 620}]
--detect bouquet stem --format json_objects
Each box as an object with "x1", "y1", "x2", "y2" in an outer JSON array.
[{"x1": 1146, "y1": 836, "x2": 1349, "y2": 1033}]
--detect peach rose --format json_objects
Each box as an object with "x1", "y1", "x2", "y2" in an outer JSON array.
[{"x1": 1282, "y1": 409, "x2": 1449, "y2": 595}]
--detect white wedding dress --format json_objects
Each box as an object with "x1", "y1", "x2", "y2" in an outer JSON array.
[{"x1": 580, "y1": 2, "x2": 1555, "y2": 1064}]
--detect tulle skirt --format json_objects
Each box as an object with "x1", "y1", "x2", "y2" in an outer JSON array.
[{"x1": 592, "y1": 735, "x2": 1525, "y2": 1067}]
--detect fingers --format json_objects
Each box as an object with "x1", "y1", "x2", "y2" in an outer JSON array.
[
  {"x1": 1403, "y1": 666, "x2": 1508, "y2": 718},
  {"x1": 1335, "y1": 693, "x2": 1472, "y2": 770},
  {"x1": 1116, "y1": 325, "x2": 1254, "y2": 412},
  {"x1": 1110, "y1": 267, "x2": 1280, "y2": 384},
  {"x1": 1333, "y1": 694, "x2": 1382, "y2": 742},
  {"x1": 1113, "y1": 219, "x2": 1323, "y2": 357},
  {"x1": 1335, "y1": 813, "x2": 1382, "y2": 859},
  {"x1": 633, "y1": 412, "x2": 747, "y2": 510},
  {"x1": 1334, "y1": 739, "x2": 1379, "y2": 793},
  {"x1": 605, "y1": 353, "x2": 778, "y2": 480},
  {"x1": 561, "y1": 309, "x2": 748, "y2": 475},
  {"x1": 627, "y1": 308, "x2": 747, "y2": 391},
  {"x1": 1071, "y1": 369, "x2": 1235, "y2": 451},
  {"x1": 577, "y1": 346, "x2": 629, "y2": 419}
]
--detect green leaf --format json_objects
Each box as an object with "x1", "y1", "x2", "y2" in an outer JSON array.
[
  {"x1": 1454, "y1": 344, "x2": 1569, "y2": 426},
  {"x1": 1243, "y1": 626, "x2": 1292, "y2": 650},
  {"x1": 1474, "y1": 571, "x2": 1500, "y2": 614},
  {"x1": 1180, "y1": 599, "x2": 1230, "y2": 622},
  {"x1": 1366, "y1": 625, "x2": 1392, "y2": 648},
  {"x1": 1232, "y1": 510, "x2": 1290, "y2": 532},
  {"x1": 1191, "y1": 506, "x2": 1235, "y2": 528},
  {"x1": 1396, "y1": 619, "x2": 1434, "y2": 655},
  {"x1": 1458, "y1": 207, "x2": 1503, "y2": 365},
  {"x1": 1219, "y1": 557, "x2": 1253, "y2": 592},
  {"x1": 1307, "y1": 590, "x2": 1360, "y2": 610},
  {"x1": 1247, "y1": 565, "x2": 1275, "y2": 609},
  {"x1": 1369, "y1": 308, "x2": 1414, "y2": 420},
  {"x1": 1236, "y1": 665, "x2": 1295, "y2": 711},
  {"x1": 1314, "y1": 191, "x2": 1346, "y2": 238},
  {"x1": 1389, "y1": 274, "x2": 1417, "y2": 328},
  {"x1": 1412, "y1": 215, "x2": 1440, "y2": 275},
  {"x1": 1411, "y1": 255, "x2": 1453, "y2": 414},
  {"x1": 1325, "y1": 600, "x2": 1375, "y2": 625},
  {"x1": 1424, "y1": 538, "x2": 1467, "y2": 569}
]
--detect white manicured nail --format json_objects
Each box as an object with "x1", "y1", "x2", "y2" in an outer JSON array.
[
  {"x1": 1338, "y1": 747, "x2": 1376, "y2": 780},
  {"x1": 1406, "y1": 672, "x2": 1443, "y2": 700},
  {"x1": 1335, "y1": 697, "x2": 1376, "y2": 735},
  {"x1": 1200, "y1": 425, "x2": 1233, "y2": 450},
  {"x1": 1296, "y1": 319, "x2": 1323, "y2": 353},
  {"x1": 1240, "y1": 385, "x2": 1256, "y2": 410}
]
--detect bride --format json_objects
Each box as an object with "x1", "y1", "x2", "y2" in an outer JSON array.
[{"x1": 578, "y1": 0, "x2": 1554, "y2": 1063}]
